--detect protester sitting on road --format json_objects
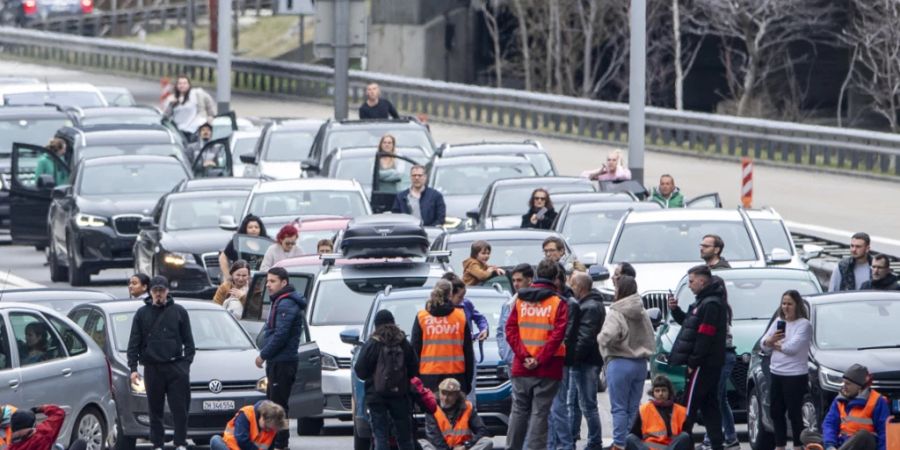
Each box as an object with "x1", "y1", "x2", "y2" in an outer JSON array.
[
  {"x1": 35, "y1": 138, "x2": 68, "y2": 188},
  {"x1": 650, "y1": 174, "x2": 684, "y2": 208},
  {"x1": 627, "y1": 375, "x2": 691, "y2": 450},
  {"x1": 392, "y1": 165, "x2": 447, "y2": 227},
  {"x1": 800, "y1": 364, "x2": 889, "y2": 450},
  {"x1": 359, "y1": 82, "x2": 400, "y2": 119},
  {"x1": 316, "y1": 239, "x2": 334, "y2": 255},
  {"x1": 497, "y1": 263, "x2": 533, "y2": 366},
  {"x1": 213, "y1": 260, "x2": 251, "y2": 319},
  {"x1": 164, "y1": 74, "x2": 216, "y2": 138},
  {"x1": 828, "y1": 232, "x2": 872, "y2": 292},
  {"x1": 701, "y1": 234, "x2": 731, "y2": 269},
  {"x1": 377, "y1": 134, "x2": 406, "y2": 194},
  {"x1": 860, "y1": 255, "x2": 899, "y2": 290},
  {"x1": 581, "y1": 149, "x2": 632, "y2": 182},
  {"x1": 218, "y1": 214, "x2": 269, "y2": 281},
  {"x1": 7, "y1": 405, "x2": 85, "y2": 450},
  {"x1": 210, "y1": 400, "x2": 287, "y2": 450},
  {"x1": 128, "y1": 273, "x2": 150, "y2": 300},
  {"x1": 521, "y1": 188, "x2": 557, "y2": 230},
  {"x1": 412, "y1": 280, "x2": 475, "y2": 395},
  {"x1": 420, "y1": 378, "x2": 493, "y2": 450},
  {"x1": 259, "y1": 224, "x2": 304, "y2": 272},
  {"x1": 462, "y1": 240, "x2": 506, "y2": 286}
]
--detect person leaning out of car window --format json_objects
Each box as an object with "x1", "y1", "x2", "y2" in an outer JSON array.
[
  {"x1": 7, "y1": 405, "x2": 87, "y2": 450},
  {"x1": 35, "y1": 138, "x2": 68, "y2": 188},
  {"x1": 210, "y1": 400, "x2": 287, "y2": 450},
  {"x1": 521, "y1": 188, "x2": 557, "y2": 230},
  {"x1": 259, "y1": 225, "x2": 304, "y2": 272},
  {"x1": 462, "y1": 240, "x2": 506, "y2": 286},
  {"x1": 391, "y1": 164, "x2": 446, "y2": 227},
  {"x1": 128, "y1": 273, "x2": 150, "y2": 300},
  {"x1": 411, "y1": 280, "x2": 474, "y2": 395},
  {"x1": 800, "y1": 364, "x2": 889, "y2": 450},
  {"x1": 219, "y1": 214, "x2": 269, "y2": 282},
  {"x1": 213, "y1": 260, "x2": 251, "y2": 319},
  {"x1": 163, "y1": 74, "x2": 216, "y2": 140},
  {"x1": 627, "y1": 375, "x2": 691, "y2": 450}
]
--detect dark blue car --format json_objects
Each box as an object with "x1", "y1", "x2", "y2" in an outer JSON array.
[{"x1": 341, "y1": 286, "x2": 513, "y2": 450}]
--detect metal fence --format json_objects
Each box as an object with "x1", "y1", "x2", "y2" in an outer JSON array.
[{"x1": 1, "y1": 25, "x2": 899, "y2": 179}]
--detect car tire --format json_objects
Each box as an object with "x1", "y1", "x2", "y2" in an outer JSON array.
[
  {"x1": 297, "y1": 417, "x2": 323, "y2": 436},
  {"x1": 72, "y1": 407, "x2": 106, "y2": 450},
  {"x1": 49, "y1": 242, "x2": 69, "y2": 282},
  {"x1": 748, "y1": 387, "x2": 775, "y2": 450},
  {"x1": 67, "y1": 238, "x2": 90, "y2": 286}
]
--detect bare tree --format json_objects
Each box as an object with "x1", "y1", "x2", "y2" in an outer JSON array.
[
  {"x1": 671, "y1": 0, "x2": 706, "y2": 110},
  {"x1": 510, "y1": 0, "x2": 532, "y2": 91},
  {"x1": 475, "y1": 0, "x2": 505, "y2": 88}
]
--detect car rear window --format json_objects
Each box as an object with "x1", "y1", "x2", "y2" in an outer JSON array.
[
  {"x1": 611, "y1": 220, "x2": 758, "y2": 263},
  {"x1": 310, "y1": 276, "x2": 433, "y2": 326},
  {"x1": 4, "y1": 91, "x2": 105, "y2": 108},
  {"x1": 490, "y1": 183, "x2": 594, "y2": 216}
]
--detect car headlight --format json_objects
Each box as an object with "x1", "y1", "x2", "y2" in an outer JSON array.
[
  {"x1": 163, "y1": 251, "x2": 196, "y2": 267},
  {"x1": 256, "y1": 377, "x2": 268, "y2": 393},
  {"x1": 75, "y1": 213, "x2": 108, "y2": 228},
  {"x1": 130, "y1": 376, "x2": 146, "y2": 395},
  {"x1": 818, "y1": 366, "x2": 844, "y2": 392},
  {"x1": 321, "y1": 353, "x2": 339, "y2": 371}
]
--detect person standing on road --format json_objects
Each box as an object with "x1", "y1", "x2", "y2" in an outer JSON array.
[
  {"x1": 760, "y1": 290, "x2": 812, "y2": 450},
  {"x1": 547, "y1": 267, "x2": 581, "y2": 450},
  {"x1": 860, "y1": 255, "x2": 899, "y2": 290},
  {"x1": 829, "y1": 232, "x2": 872, "y2": 292},
  {"x1": 498, "y1": 263, "x2": 533, "y2": 366},
  {"x1": 627, "y1": 376, "x2": 691, "y2": 450},
  {"x1": 699, "y1": 275, "x2": 738, "y2": 450},
  {"x1": 354, "y1": 309, "x2": 419, "y2": 450},
  {"x1": 443, "y1": 273, "x2": 489, "y2": 406},
  {"x1": 650, "y1": 175, "x2": 684, "y2": 208},
  {"x1": 412, "y1": 280, "x2": 475, "y2": 394},
  {"x1": 359, "y1": 82, "x2": 400, "y2": 119},
  {"x1": 666, "y1": 266, "x2": 728, "y2": 450},
  {"x1": 598, "y1": 275, "x2": 656, "y2": 450},
  {"x1": 420, "y1": 378, "x2": 494, "y2": 450},
  {"x1": 567, "y1": 272, "x2": 606, "y2": 450},
  {"x1": 521, "y1": 189, "x2": 557, "y2": 230},
  {"x1": 35, "y1": 138, "x2": 68, "y2": 188},
  {"x1": 127, "y1": 276, "x2": 195, "y2": 450},
  {"x1": 259, "y1": 224, "x2": 304, "y2": 271},
  {"x1": 701, "y1": 234, "x2": 731, "y2": 270},
  {"x1": 211, "y1": 400, "x2": 287, "y2": 450},
  {"x1": 255, "y1": 267, "x2": 308, "y2": 450},
  {"x1": 128, "y1": 273, "x2": 150, "y2": 299},
  {"x1": 505, "y1": 259, "x2": 569, "y2": 450},
  {"x1": 462, "y1": 240, "x2": 506, "y2": 286},
  {"x1": 218, "y1": 214, "x2": 269, "y2": 281},
  {"x1": 392, "y1": 165, "x2": 447, "y2": 227},
  {"x1": 581, "y1": 149, "x2": 632, "y2": 182},
  {"x1": 164, "y1": 74, "x2": 216, "y2": 139}
]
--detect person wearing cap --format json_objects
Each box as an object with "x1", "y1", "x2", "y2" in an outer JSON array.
[
  {"x1": 420, "y1": 378, "x2": 492, "y2": 450},
  {"x1": 211, "y1": 400, "x2": 287, "y2": 450},
  {"x1": 126, "y1": 275, "x2": 195, "y2": 450},
  {"x1": 6, "y1": 405, "x2": 82, "y2": 450},
  {"x1": 354, "y1": 308, "x2": 419, "y2": 450},
  {"x1": 0, "y1": 404, "x2": 17, "y2": 450},
  {"x1": 627, "y1": 375, "x2": 691, "y2": 450},
  {"x1": 801, "y1": 364, "x2": 889, "y2": 450}
]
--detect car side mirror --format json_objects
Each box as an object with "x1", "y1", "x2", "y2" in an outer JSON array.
[
  {"x1": 801, "y1": 243, "x2": 823, "y2": 262},
  {"x1": 51, "y1": 185, "x2": 71, "y2": 199},
  {"x1": 301, "y1": 159, "x2": 319, "y2": 172},
  {"x1": 588, "y1": 265, "x2": 610, "y2": 282},
  {"x1": 466, "y1": 209, "x2": 479, "y2": 221},
  {"x1": 647, "y1": 307, "x2": 663, "y2": 329},
  {"x1": 138, "y1": 217, "x2": 157, "y2": 230},
  {"x1": 339, "y1": 328, "x2": 362, "y2": 346},
  {"x1": 218, "y1": 215, "x2": 238, "y2": 231},
  {"x1": 580, "y1": 253, "x2": 598, "y2": 267},
  {"x1": 239, "y1": 154, "x2": 256, "y2": 164},
  {"x1": 434, "y1": 143, "x2": 446, "y2": 157},
  {"x1": 767, "y1": 248, "x2": 792, "y2": 265}
]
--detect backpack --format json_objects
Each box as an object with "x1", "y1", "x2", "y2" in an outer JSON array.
[{"x1": 373, "y1": 337, "x2": 407, "y2": 396}]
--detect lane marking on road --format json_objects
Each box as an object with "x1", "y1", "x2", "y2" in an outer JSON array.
[
  {"x1": 0, "y1": 270, "x2": 45, "y2": 289},
  {"x1": 786, "y1": 221, "x2": 900, "y2": 250}
]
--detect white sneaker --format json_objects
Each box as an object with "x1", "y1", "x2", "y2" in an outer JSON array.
[{"x1": 176, "y1": 446, "x2": 188, "y2": 450}]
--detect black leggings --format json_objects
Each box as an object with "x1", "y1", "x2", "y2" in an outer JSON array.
[{"x1": 770, "y1": 373, "x2": 808, "y2": 447}]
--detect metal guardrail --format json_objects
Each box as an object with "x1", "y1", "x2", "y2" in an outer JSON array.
[
  {"x1": 0, "y1": 26, "x2": 899, "y2": 179},
  {"x1": 791, "y1": 231, "x2": 900, "y2": 289}
]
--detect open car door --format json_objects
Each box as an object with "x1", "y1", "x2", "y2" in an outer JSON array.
[
  {"x1": 241, "y1": 270, "x2": 315, "y2": 339},
  {"x1": 10, "y1": 142, "x2": 70, "y2": 247},
  {"x1": 233, "y1": 234, "x2": 276, "y2": 272},
  {"x1": 686, "y1": 193, "x2": 723, "y2": 208},
  {"x1": 192, "y1": 137, "x2": 233, "y2": 178},
  {"x1": 370, "y1": 151, "x2": 422, "y2": 214},
  {"x1": 289, "y1": 314, "x2": 325, "y2": 420}
]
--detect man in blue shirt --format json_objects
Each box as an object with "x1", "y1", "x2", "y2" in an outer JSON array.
[{"x1": 391, "y1": 165, "x2": 446, "y2": 227}]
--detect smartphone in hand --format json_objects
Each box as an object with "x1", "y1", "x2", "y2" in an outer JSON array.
[
  {"x1": 536, "y1": 207, "x2": 548, "y2": 220},
  {"x1": 776, "y1": 320, "x2": 786, "y2": 333}
]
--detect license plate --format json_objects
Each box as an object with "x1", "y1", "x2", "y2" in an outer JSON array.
[{"x1": 202, "y1": 400, "x2": 235, "y2": 411}]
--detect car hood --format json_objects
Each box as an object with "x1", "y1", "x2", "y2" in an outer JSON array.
[
  {"x1": 161, "y1": 228, "x2": 233, "y2": 254},
  {"x1": 443, "y1": 194, "x2": 482, "y2": 219},
  {"x1": 814, "y1": 348, "x2": 900, "y2": 375},
  {"x1": 310, "y1": 324, "x2": 360, "y2": 359},
  {"x1": 259, "y1": 161, "x2": 301, "y2": 180},
  {"x1": 121, "y1": 348, "x2": 264, "y2": 382},
  {"x1": 657, "y1": 318, "x2": 769, "y2": 355},
  {"x1": 77, "y1": 194, "x2": 160, "y2": 218},
  {"x1": 485, "y1": 215, "x2": 521, "y2": 230}
]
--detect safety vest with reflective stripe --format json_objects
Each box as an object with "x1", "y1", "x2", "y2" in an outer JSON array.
[
  {"x1": 0, "y1": 405, "x2": 17, "y2": 450},
  {"x1": 639, "y1": 402, "x2": 686, "y2": 449},
  {"x1": 516, "y1": 296, "x2": 565, "y2": 357},
  {"x1": 222, "y1": 405, "x2": 277, "y2": 450},
  {"x1": 838, "y1": 390, "x2": 882, "y2": 438},
  {"x1": 434, "y1": 401, "x2": 474, "y2": 447},
  {"x1": 417, "y1": 308, "x2": 467, "y2": 375}
]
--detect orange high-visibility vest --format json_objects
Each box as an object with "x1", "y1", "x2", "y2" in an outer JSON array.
[
  {"x1": 0, "y1": 405, "x2": 17, "y2": 450},
  {"x1": 516, "y1": 296, "x2": 565, "y2": 357},
  {"x1": 838, "y1": 390, "x2": 882, "y2": 438},
  {"x1": 222, "y1": 405, "x2": 277, "y2": 450},
  {"x1": 434, "y1": 401, "x2": 474, "y2": 447},
  {"x1": 417, "y1": 308, "x2": 467, "y2": 375},
  {"x1": 639, "y1": 402, "x2": 687, "y2": 449}
]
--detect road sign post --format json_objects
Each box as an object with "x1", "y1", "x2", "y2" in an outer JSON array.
[
  {"x1": 313, "y1": 0, "x2": 367, "y2": 120},
  {"x1": 216, "y1": 0, "x2": 232, "y2": 112},
  {"x1": 628, "y1": 0, "x2": 646, "y2": 186},
  {"x1": 741, "y1": 158, "x2": 753, "y2": 208}
]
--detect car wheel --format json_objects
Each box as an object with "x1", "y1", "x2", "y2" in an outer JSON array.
[
  {"x1": 67, "y1": 238, "x2": 90, "y2": 286},
  {"x1": 297, "y1": 417, "x2": 323, "y2": 436},
  {"x1": 73, "y1": 407, "x2": 106, "y2": 450},
  {"x1": 748, "y1": 387, "x2": 775, "y2": 450},
  {"x1": 49, "y1": 242, "x2": 69, "y2": 282},
  {"x1": 597, "y1": 368, "x2": 607, "y2": 393}
]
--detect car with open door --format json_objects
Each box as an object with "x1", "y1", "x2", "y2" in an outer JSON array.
[{"x1": 465, "y1": 176, "x2": 597, "y2": 230}]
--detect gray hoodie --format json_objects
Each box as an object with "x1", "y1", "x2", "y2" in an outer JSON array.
[{"x1": 597, "y1": 293, "x2": 656, "y2": 361}]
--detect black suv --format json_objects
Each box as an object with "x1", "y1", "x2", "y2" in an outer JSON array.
[{"x1": 0, "y1": 0, "x2": 93, "y2": 26}]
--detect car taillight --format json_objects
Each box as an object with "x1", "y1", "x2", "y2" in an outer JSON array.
[
  {"x1": 80, "y1": 0, "x2": 93, "y2": 14},
  {"x1": 23, "y1": 0, "x2": 37, "y2": 15}
]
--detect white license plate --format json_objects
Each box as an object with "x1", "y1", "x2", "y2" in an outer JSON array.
[{"x1": 202, "y1": 400, "x2": 235, "y2": 411}]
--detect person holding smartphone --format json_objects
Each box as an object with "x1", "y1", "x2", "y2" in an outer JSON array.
[
  {"x1": 521, "y1": 188, "x2": 557, "y2": 230},
  {"x1": 760, "y1": 290, "x2": 813, "y2": 450}
]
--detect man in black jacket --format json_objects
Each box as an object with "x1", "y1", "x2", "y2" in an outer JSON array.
[
  {"x1": 567, "y1": 272, "x2": 605, "y2": 450},
  {"x1": 861, "y1": 255, "x2": 900, "y2": 290},
  {"x1": 127, "y1": 276, "x2": 195, "y2": 450},
  {"x1": 548, "y1": 265, "x2": 581, "y2": 450},
  {"x1": 666, "y1": 265, "x2": 727, "y2": 450}
]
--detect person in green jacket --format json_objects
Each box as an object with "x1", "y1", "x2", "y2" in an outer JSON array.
[
  {"x1": 650, "y1": 174, "x2": 684, "y2": 208},
  {"x1": 34, "y1": 138, "x2": 68, "y2": 188}
]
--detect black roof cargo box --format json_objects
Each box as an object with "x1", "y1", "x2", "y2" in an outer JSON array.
[{"x1": 340, "y1": 214, "x2": 429, "y2": 259}]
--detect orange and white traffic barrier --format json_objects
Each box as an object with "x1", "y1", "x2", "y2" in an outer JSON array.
[{"x1": 741, "y1": 157, "x2": 753, "y2": 209}]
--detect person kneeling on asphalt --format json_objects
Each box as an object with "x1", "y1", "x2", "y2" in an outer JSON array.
[
  {"x1": 7, "y1": 405, "x2": 86, "y2": 450},
  {"x1": 800, "y1": 364, "x2": 889, "y2": 450},
  {"x1": 420, "y1": 378, "x2": 492, "y2": 450},
  {"x1": 211, "y1": 400, "x2": 287, "y2": 450},
  {"x1": 627, "y1": 375, "x2": 691, "y2": 450}
]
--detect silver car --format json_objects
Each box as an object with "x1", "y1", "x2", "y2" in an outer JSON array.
[{"x1": 0, "y1": 302, "x2": 117, "y2": 450}]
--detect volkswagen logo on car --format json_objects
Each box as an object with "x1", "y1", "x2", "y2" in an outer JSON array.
[{"x1": 208, "y1": 379, "x2": 223, "y2": 394}]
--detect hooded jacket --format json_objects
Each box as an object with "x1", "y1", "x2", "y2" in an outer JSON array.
[
  {"x1": 573, "y1": 289, "x2": 606, "y2": 366},
  {"x1": 259, "y1": 285, "x2": 308, "y2": 363},
  {"x1": 597, "y1": 293, "x2": 655, "y2": 361},
  {"x1": 860, "y1": 272, "x2": 900, "y2": 291},
  {"x1": 650, "y1": 187, "x2": 684, "y2": 208},
  {"x1": 504, "y1": 279, "x2": 569, "y2": 379},
  {"x1": 411, "y1": 300, "x2": 475, "y2": 393},
  {"x1": 668, "y1": 279, "x2": 728, "y2": 368},
  {"x1": 127, "y1": 295, "x2": 195, "y2": 372},
  {"x1": 354, "y1": 324, "x2": 419, "y2": 404}
]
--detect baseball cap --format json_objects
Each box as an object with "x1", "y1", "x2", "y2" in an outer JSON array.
[
  {"x1": 843, "y1": 363, "x2": 869, "y2": 387},
  {"x1": 438, "y1": 378, "x2": 461, "y2": 393},
  {"x1": 150, "y1": 275, "x2": 169, "y2": 290}
]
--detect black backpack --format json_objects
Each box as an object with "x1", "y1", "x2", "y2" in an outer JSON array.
[{"x1": 373, "y1": 337, "x2": 407, "y2": 396}]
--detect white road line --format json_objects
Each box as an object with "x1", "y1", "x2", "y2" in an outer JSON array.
[{"x1": 0, "y1": 270, "x2": 45, "y2": 289}]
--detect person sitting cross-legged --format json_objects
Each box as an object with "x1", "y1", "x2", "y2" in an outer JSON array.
[
  {"x1": 626, "y1": 375, "x2": 692, "y2": 450},
  {"x1": 419, "y1": 378, "x2": 493, "y2": 450}
]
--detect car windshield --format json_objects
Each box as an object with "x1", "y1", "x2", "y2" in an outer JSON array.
[
  {"x1": 165, "y1": 194, "x2": 248, "y2": 231},
  {"x1": 263, "y1": 130, "x2": 317, "y2": 161},
  {"x1": 77, "y1": 144, "x2": 184, "y2": 163},
  {"x1": 249, "y1": 190, "x2": 368, "y2": 219},
  {"x1": 111, "y1": 309, "x2": 254, "y2": 352},
  {"x1": 366, "y1": 294, "x2": 506, "y2": 339},
  {"x1": 676, "y1": 276, "x2": 820, "y2": 320},
  {"x1": 815, "y1": 300, "x2": 900, "y2": 350},
  {"x1": 325, "y1": 128, "x2": 433, "y2": 156},
  {"x1": 611, "y1": 220, "x2": 758, "y2": 263},
  {"x1": 561, "y1": 209, "x2": 627, "y2": 245},
  {"x1": 79, "y1": 162, "x2": 188, "y2": 196},
  {"x1": 434, "y1": 163, "x2": 537, "y2": 196},
  {"x1": 490, "y1": 183, "x2": 594, "y2": 216},
  {"x1": 335, "y1": 148, "x2": 429, "y2": 184},
  {"x1": 311, "y1": 276, "x2": 431, "y2": 325},
  {"x1": 751, "y1": 218, "x2": 793, "y2": 256},
  {"x1": 3, "y1": 91, "x2": 105, "y2": 107},
  {"x1": 448, "y1": 239, "x2": 546, "y2": 271},
  {"x1": 80, "y1": 114, "x2": 160, "y2": 127},
  {"x1": 0, "y1": 118, "x2": 71, "y2": 155},
  {"x1": 233, "y1": 136, "x2": 259, "y2": 158}
]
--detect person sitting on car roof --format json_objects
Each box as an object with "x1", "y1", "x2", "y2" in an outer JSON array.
[
  {"x1": 419, "y1": 378, "x2": 493, "y2": 450},
  {"x1": 259, "y1": 225, "x2": 304, "y2": 272},
  {"x1": 581, "y1": 149, "x2": 632, "y2": 182},
  {"x1": 392, "y1": 164, "x2": 446, "y2": 227},
  {"x1": 650, "y1": 174, "x2": 684, "y2": 208},
  {"x1": 801, "y1": 364, "x2": 889, "y2": 450},
  {"x1": 210, "y1": 400, "x2": 287, "y2": 450}
]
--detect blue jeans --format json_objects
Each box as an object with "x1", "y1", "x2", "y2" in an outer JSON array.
[
  {"x1": 368, "y1": 399, "x2": 415, "y2": 450},
  {"x1": 569, "y1": 365, "x2": 603, "y2": 449},
  {"x1": 209, "y1": 435, "x2": 228, "y2": 450},
  {"x1": 607, "y1": 358, "x2": 648, "y2": 447},
  {"x1": 704, "y1": 350, "x2": 738, "y2": 444},
  {"x1": 547, "y1": 369, "x2": 577, "y2": 450}
]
